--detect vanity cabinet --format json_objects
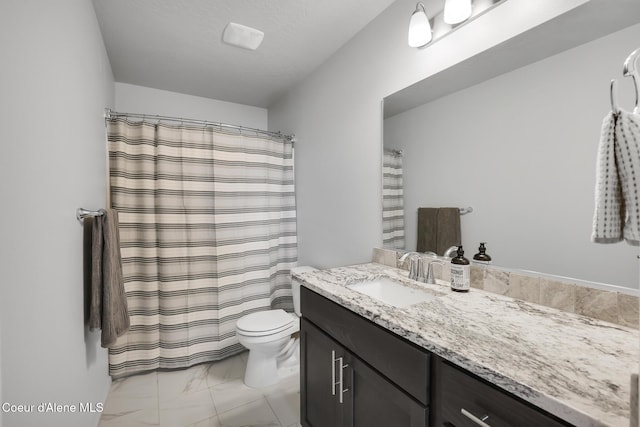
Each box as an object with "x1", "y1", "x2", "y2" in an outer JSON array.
[
  {"x1": 300, "y1": 286, "x2": 575, "y2": 427},
  {"x1": 431, "y1": 356, "x2": 571, "y2": 427},
  {"x1": 300, "y1": 287, "x2": 429, "y2": 427}
]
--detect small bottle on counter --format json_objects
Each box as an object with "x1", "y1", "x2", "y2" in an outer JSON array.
[
  {"x1": 450, "y1": 246, "x2": 470, "y2": 292},
  {"x1": 472, "y1": 242, "x2": 492, "y2": 266}
]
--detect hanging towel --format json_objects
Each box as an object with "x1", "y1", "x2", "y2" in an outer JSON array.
[
  {"x1": 417, "y1": 207, "x2": 461, "y2": 255},
  {"x1": 89, "y1": 216, "x2": 103, "y2": 329},
  {"x1": 89, "y1": 209, "x2": 130, "y2": 348},
  {"x1": 437, "y1": 208, "x2": 462, "y2": 254},
  {"x1": 417, "y1": 208, "x2": 438, "y2": 253},
  {"x1": 83, "y1": 216, "x2": 94, "y2": 323},
  {"x1": 592, "y1": 110, "x2": 640, "y2": 246}
]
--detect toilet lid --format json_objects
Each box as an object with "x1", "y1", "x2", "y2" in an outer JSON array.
[{"x1": 236, "y1": 309, "x2": 294, "y2": 336}]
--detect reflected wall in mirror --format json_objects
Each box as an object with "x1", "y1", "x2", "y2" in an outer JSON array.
[{"x1": 383, "y1": 3, "x2": 640, "y2": 289}]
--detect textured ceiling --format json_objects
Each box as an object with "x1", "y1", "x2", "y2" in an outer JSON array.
[{"x1": 92, "y1": 0, "x2": 398, "y2": 108}]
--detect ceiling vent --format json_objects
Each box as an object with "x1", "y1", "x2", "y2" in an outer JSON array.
[{"x1": 222, "y1": 23, "x2": 264, "y2": 50}]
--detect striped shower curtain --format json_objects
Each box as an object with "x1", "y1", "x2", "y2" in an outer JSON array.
[
  {"x1": 106, "y1": 118, "x2": 297, "y2": 378},
  {"x1": 382, "y1": 149, "x2": 405, "y2": 249}
]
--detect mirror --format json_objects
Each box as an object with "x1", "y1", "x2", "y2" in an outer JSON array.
[{"x1": 383, "y1": 1, "x2": 640, "y2": 289}]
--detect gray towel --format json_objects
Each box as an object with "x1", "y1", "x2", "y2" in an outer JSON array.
[
  {"x1": 89, "y1": 209, "x2": 130, "y2": 348},
  {"x1": 90, "y1": 216, "x2": 103, "y2": 329},
  {"x1": 83, "y1": 217, "x2": 94, "y2": 323},
  {"x1": 417, "y1": 207, "x2": 461, "y2": 255},
  {"x1": 417, "y1": 208, "x2": 438, "y2": 253}
]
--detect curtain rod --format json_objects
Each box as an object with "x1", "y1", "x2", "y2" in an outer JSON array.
[{"x1": 104, "y1": 108, "x2": 295, "y2": 142}]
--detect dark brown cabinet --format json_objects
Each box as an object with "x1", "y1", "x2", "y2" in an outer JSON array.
[
  {"x1": 300, "y1": 287, "x2": 429, "y2": 427},
  {"x1": 301, "y1": 318, "x2": 428, "y2": 427},
  {"x1": 348, "y1": 343, "x2": 429, "y2": 427},
  {"x1": 300, "y1": 286, "x2": 574, "y2": 427},
  {"x1": 301, "y1": 318, "x2": 350, "y2": 427},
  {"x1": 431, "y1": 356, "x2": 571, "y2": 427}
]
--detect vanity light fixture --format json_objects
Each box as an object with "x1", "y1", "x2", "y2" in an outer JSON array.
[
  {"x1": 408, "y1": 2, "x2": 432, "y2": 48},
  {"x1": 443, "y1": 0, "x2": 473, "y2": 25}
]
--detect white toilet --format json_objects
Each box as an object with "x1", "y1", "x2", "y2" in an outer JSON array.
[{"x1": 235, "y1": 266, "x2": 316, "y2": 388}]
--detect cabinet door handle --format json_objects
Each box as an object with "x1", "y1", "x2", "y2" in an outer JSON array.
[
  {"x1": 461, "y1": 408, "x2": 491, "y2": 427},
  {"x1": 331, "y1": 351, "x2": 349, "y2": 403},
  {"x1": 331, "y1": 350, "x2": 336, "y2": 396},
  {"x1": 337, "y1": 358, "x2": 348, "y2": 404}
]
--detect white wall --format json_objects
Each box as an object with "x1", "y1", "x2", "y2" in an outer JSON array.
[
  {"x1": 0, "y1": 1, "x2": 114, "y2": 426},
  {"x1": 115, "y1": 83, "x2": 268, "y2": 130},
  {"x1": 268, "y1": 0, "x2": 588, "y2": 269},
  {"x1": 385, "y1": 23, "x2": 640, "y2": 289}
]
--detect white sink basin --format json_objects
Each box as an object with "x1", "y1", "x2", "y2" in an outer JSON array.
[{"x1": 348, "y1": 277, "x2": 442, "y2": 308}]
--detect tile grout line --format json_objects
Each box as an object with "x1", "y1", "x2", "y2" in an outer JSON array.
[
  {"x1": 209, "y1": 384, "x2": 266, "y2": 419},
  {"x1": 155, "y1": 371, "x2": 160, "y2": 425},
  {"x1": 206, "y1": 380, "x2": 220, "y2": 423},
  {"x1": 263, "y1": 393, "x2": 286, "y2": 427}
]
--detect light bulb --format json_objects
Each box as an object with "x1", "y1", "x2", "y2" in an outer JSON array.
[
  {"x1": 444, "y1": 0, "x2": 472, "y2": 25},
  {"x1": 408, "y1": 3, "x2": 432, "y2": 48}
]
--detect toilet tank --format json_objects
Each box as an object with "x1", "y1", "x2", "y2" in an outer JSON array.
[{"x1": 290, "y1": 266, "x2": 317, "y2": 316}]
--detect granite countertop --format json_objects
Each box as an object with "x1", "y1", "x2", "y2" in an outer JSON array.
[{"x1": 294, "y1": 262, "x2": 639, "y2": 427}]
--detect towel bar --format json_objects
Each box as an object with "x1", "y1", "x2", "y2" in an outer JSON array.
[
  {"x1": 418, "y1": 207, "x2": 473, "y2": 215},
  {"x1": 76, "y1": 208, "x2": 105, "y2": 224}
]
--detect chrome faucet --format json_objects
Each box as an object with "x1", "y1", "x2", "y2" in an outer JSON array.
[
  {"x1": 443, "y1": 246, "x2": 459, "y2": 258},
  {"x1": 398, "y1": 252, "x2": 420, "y2": 264},
  {"x1": 399, "y1": 251, "x2": 437, "y2": 282},
  {"x1": 399, "y1": 252, "x2": 421, "y2": 280},
  {"x1": 425, "y1": 259, "x2": 445, "y2": 284}
]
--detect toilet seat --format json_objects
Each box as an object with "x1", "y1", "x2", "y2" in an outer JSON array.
[{"x1": 236, "y1": 309, "x2": 295, "y2": 337}]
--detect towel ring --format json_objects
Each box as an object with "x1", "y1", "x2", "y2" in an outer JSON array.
[{"x1": 610, "y1": 79, "x2": 618, "y2": 113}]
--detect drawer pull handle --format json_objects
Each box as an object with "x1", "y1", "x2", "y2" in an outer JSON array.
[{"x1": 461, "y1": 408, "x2": 491, "y2": 427}]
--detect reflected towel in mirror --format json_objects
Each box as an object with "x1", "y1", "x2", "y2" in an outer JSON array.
[{"x1": 417, "y1": 207, "x2": 461, "y2": 255}]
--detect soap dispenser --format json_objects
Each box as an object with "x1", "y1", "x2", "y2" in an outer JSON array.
[
  {"x1": 473, "y1": 242, "x2": 492, "y2": 265},
  {"x1": 450, "y1": 246, "x2": 470, "y2": 292}
]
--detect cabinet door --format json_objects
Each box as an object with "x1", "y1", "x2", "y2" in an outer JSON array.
[
  {"x1": 348, "y1": 354, "x2": 428, "y2": 427},
  {"x1": 302, "y1": 286, "x2": 430, "y2": 405},
  {"x1": 301, "y1": 318, "x2": 428, "y2": 427},
  {"x1": 300, "y1": 318, "x2": 349, "y2": 427}
]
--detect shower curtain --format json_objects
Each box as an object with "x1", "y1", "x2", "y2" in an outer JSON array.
[
  {"x1": 106, "y1": 117, "x2": 297, "y2": 378},
  {"x1": 382, "y1": 149, "x2": 405, "y2": 249}
]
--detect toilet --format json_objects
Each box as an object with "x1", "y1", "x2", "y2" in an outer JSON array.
[{"x1": 235, "y1": 266, "x2": 316, "y2": 388}]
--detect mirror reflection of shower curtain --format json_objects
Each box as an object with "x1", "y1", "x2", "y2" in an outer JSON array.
[
  {"x1": 106, "y1": 118, "x2": 297, "y2": 378},
  {"x1": 383, "y1": 149, "x2": 405, "y2": 249}
]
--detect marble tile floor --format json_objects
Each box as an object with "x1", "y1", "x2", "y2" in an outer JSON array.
[{"x1": 99, "y1": 351, "x2": 302, "y2": 427}]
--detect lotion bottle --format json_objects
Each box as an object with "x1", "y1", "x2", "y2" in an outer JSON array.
[
  {"x1": 472, "y1": 242, "x2": 492, "y2": 265},
  {"x1": 450, "y1": 246, "x2": 470, "y2": 292}
]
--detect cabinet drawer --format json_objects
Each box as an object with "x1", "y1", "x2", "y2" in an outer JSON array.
[
  {"x1": 433, "y1": 357, "x2": 570, "y2": 427},
  {"x1": 301, "y1": 286, "x2": 430, "y2": 405}
]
